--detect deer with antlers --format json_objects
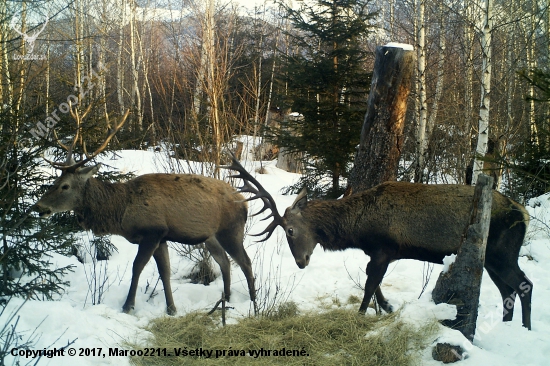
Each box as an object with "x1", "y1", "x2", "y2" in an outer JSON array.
[
  {"x1": 35, "y1": 115, "x2": 255, "y2": 315},
  {"x1": 223, "y1": 155, "x2": 532, "y2": 329}
]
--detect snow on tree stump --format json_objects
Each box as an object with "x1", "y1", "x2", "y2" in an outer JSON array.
[{"x1": 432, "y1": 174, "x2": 494, "y2": 343}]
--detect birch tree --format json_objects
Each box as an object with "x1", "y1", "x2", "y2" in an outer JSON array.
[
  {"x1": 414, "y1": 0, "x2": 427, "y2": 183},
  {"x1": 117, "y1": 0, "x2": 127, "y2": 116},
  {"x1": 471, "y1": 0, "x2": 493, "y2": 186}
]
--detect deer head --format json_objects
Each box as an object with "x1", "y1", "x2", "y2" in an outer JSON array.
[
  {"x1": 221, "y1": 154, "x2": 317, "y2": 268},
  {"x1": 35, "y1": 111, "x2": 129, "y2": 217}
]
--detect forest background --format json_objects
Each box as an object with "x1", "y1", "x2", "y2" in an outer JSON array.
[{"x1": 0, "y1": 0, "x2": 549, "y2": 342}]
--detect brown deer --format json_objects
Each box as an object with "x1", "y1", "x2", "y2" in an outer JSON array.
[
  {"x1": 223, "y1": 155, "x2": 533, "y2": 329},
  {"x1": 35, "y1": 116, "x2": 255, "y2": 315}
]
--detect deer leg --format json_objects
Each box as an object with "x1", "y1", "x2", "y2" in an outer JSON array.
[
  {"x1": 486, "y1": 268, "x2": 515, "y2": 322},
  {"x1": 359, "y1": 255, "x2": 390, "y2": 314},
  {"x1": 122, "y1": 240, "x2": 160, "y2": 313},
  {"x1": 374, "y1": 286, "x2": 393, "y2": 313},
  {"x1": 488, "y1": 265, "x2": 532, "y2": 330},
  {"x1": 152, "y1": 241, "x2": 176, "y2": 315},
  {"x1": 218, "y1": 233, "x2": 256, "y2": 303},
  {"x1": 205, "y1": 238, "x2": 231, "y2": 301}
]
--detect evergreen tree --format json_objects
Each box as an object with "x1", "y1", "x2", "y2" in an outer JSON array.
[
  {"x1": 270, "y1": 0, "x2": 376, "y2": 197},
  {"x1": 504, "y1": 69, "x2": 550, "y2": 200},
  {"x1": 1, "y1": 110, "x2": 77, "y2": 300}
]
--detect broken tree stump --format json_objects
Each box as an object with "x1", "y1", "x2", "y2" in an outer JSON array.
[
  {"x1": 432, "y1": 174, "x2": 494, "y2": 342},
  {"x1": 349, "y1": 44, "x2": 414, "y2": 193}
]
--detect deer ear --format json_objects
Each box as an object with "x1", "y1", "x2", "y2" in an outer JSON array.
[
  {"x1": 77, "y1": 164, "x2": 101, "y2": 179},
  {"x1": 290, "y1": 188, "x2": 308, "y2": 212}
]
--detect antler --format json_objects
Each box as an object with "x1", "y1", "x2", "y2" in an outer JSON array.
[
  {"x1": 45, "y1": 110, "x2": 130, "y2": 172},
  {"x1": 221, "y1": 153, "x2": 285, "y2": 241},
  {"x1": 9, "y1": 15, "x2": 25, "y2": 38},
  {"x1": 29, "y1": 15, "x2": 49, "y2": 39}
]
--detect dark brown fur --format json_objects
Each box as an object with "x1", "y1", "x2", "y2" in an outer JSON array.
[
  {"x1": 282, "y1": 182, "x2": 532, "y2": 329},
  {"x1": 36, "y1": 166, "x2": 255, "y2": 315}
]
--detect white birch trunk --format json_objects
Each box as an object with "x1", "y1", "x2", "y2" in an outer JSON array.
[
  {"x1": 205, "y1": 0, "x2": 221, "y2": 169},
  {"x1": 117, "y1": 0, "x2": 126, "y2": 116},
  {"x1": 463, "y1": 0, "x2": 475, "y2": 151},
  {"x1": 129, "y1": 1, "x2": 142, "y2": 132},
  {"x1": 253, "y1": 7, "x2": 264, "y2": 140},
  {"x1": 389, "y1": 0, "x2": 395, "y2": 39},
  {"x1": 414, "y1": 0, "x2": 428, "y2": 183},
  {"x1": 426, "y1": 2, "x2": 446, "y2": 143},
  {"x1": 472, "y1": 0, "x2": 493, "y2": 186},
  {"x1": 99, "y1": 0, "x2": 109, "y2": 123},
  {"x1": 527, "y1": 0, "x2": 539, "y2": 145}
]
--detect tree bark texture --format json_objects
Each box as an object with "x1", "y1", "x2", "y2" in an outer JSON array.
[
  {"x1": 471, "y1": 0, "x2": 493, "y2": 185},
  {"x1": 349, "y1": 45, "x2": 414, "y2": 192},
  {"x1": 432, "y1": 174, "x2": 494, "y2": 342}
]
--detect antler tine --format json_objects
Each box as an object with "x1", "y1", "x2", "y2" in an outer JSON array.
[
  {"x1": 72, "y1": 109, "x2": 130, "y2": 169},
  {"x1": 9, "y1": 16, "x2": 24, "y2": 37},
  {"x1": 220, "y1": 152, "x2": 285, "y2": 240},
  {"x1": 45, "y1": 111, "x2": 129, "y2": 172},
  {"x1": 249, "y1": 220, "x2": 280, "y2": 242},
  {"x1": 36, "y1": 15, "x2": 49, "y2": 35},
  {"x1": 237, "y1": 180, "x2": 260, "y2": 195},
  {"x1": 52, "y1": 129, "x2": 69, "y2": 151}
]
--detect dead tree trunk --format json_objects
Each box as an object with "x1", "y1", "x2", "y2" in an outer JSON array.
[
  {"x1": 349, "y1": 45, "x2": 414, "y2": 192},
  {"x1": 276, "y1": 113, "x2": 303, "y2": 173},
  {"x1": 432, "y1": 174, "x2": 494, "y2": 342}
]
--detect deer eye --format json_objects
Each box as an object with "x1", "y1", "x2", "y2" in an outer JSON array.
[
  {"x1": 287, "y1": 228, "x2": 294, "y2": 236},
  {"x1": 61, "y1": 184, "x2": 70, "y2": 190}
]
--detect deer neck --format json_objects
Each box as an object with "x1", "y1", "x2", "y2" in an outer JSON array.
[{"x1": 75, "y1": 178, "x2": 128, "y2": 236}]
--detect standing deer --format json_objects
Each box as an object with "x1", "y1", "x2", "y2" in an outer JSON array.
[
  {"x1": 35, "y1": 120, "x2": 255, "y2": 315},
  {"x1": 224, "y1": 156, "x2": 532, "y2": 329}
]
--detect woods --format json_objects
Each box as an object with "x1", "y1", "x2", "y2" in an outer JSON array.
[
  {"x1": 0, "y1": 0, "x2": 548, "y2": 310},
  {"x1": 0, "y1": 0, "x2": 549, "y2": 346},
  {"x1": 0, "y1": 2, "x2": 549, "y2": 364},
  {"x1": 0, "y1": 0, "x2": 546, "y2": 194}
]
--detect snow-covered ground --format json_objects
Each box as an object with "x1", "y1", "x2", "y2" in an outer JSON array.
[{"x1": 3, "y1": 146, "x2": 549, "y2": 365}]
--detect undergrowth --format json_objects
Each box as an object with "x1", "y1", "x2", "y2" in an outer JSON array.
[{"x1": 128, "y1": 303, "x2": 437, "y2": 366}]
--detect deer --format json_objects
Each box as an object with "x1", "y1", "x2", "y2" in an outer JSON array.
[
  {"x1": 223, "y1": 155, "x2": 533, "y2": 329},
  {"x1": 34, "y1": 114, "x2": 255, "y2": 315}
]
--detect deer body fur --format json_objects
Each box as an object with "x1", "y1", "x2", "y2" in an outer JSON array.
[
  {"x1": 36, "y1": 165, "x2": 255, "y2": 315},
  {"x1": 285, "y1": 181, "x2": 532, "y2": 329},
  {"x1": 224, "y1": 155, "x2": 532, "y2": 329}
]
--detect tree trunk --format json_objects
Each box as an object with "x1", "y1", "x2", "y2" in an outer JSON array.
[
  {"x1": 117, "y1": 0, "x2": 126, "y2": 116},
  {"x1": 349, "y1": 45, "x2": 414, "y2": 192},
  {"x1": 414, "y1": 0, "x2": 428, "y2": 183},
  {"x1": 432, "y1": 174, "x2": 494, "y2": 342},
  {"x1": 129, "y1": 0, "x2": 142, "y2": 133},
  {"x1": 471, "y1": 0, "x2": 493, "y2": 186},
  {"x1": 276, "y1": 147, "x2": 303, "y2": 173},
  {"x1": 276, "y1": 113, "x2": 303, "y2": 173}
]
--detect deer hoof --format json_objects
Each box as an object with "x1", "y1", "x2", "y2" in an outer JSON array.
[
  {"x1": 167, "y1": 305, "x2": 177, "y2": 316},
  {"x1": 380, "y1": 301, "x2": 394, "y2": 314},
  {"x1": 122, "y1": 304, "x2": 134, "y2": 314}
]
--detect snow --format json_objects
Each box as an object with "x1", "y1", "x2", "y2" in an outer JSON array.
[
  {"x1": 385, "y1": 42, "x2": 414, "y2": 51},
  {"x1": 442, "y1": 254, "x2": 457, "y2": 273},
  {"x1": 3, "y1": 145, "x2": 550, "y2": 365}
]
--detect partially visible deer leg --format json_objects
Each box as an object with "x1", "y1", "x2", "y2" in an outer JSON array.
[
  {"x1": 374, "y1": 286, "x2": 393, "y2": 313},
  {"x1": 359, "y1": 253, "x2": 391, "y2": 314},
  {"x1": 152, "y1": 241, "x2": 176, "y2": 315},
  {"x1": 205, "y1": 238, "x2": 232, "y2": 301},
  {"x1": 217, "y1": 228, "x2": 256, "y2": 302},
  {"x1": 122, "y1": 238, "x2": 160, "y2": 313}
]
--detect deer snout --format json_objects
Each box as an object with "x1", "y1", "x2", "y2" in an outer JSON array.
[
  {"x1": 296, "y1": 254, "x2": 310, "y2": 269},
  {"x1": 34, "y1": 203, "x2": 52, "y2": 218}
]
